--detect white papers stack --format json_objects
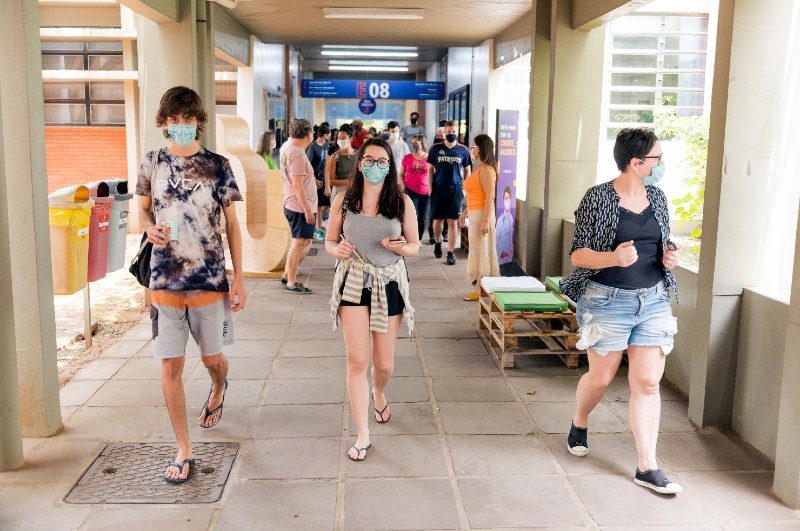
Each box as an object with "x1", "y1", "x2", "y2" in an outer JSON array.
[{"x1": 480, "y1": 276, "x2": 546, "y2": 293}]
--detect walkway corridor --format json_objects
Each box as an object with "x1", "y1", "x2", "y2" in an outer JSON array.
[{"x1": 2, "y1": 241, "x2": 798, "y2": 530}]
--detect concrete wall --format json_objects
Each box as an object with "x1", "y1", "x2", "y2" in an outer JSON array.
[
  {"x1": 424, "y1": 61, "x2": 441, "y2": 145},
  {"x1": 470, "y1": 40, "x2": 492, "y2": 136},
  {"x1": 668, "y1": 266, "x2": 699, "y2": 395},
  {"x1": 733, "y1": 289, "x2": 787, "y2": 462},
  {"x1": 237, "y1": 39, "x2": 285, "y2": 149},
  {"x1": 447, "y1": 47, "x2": 472, "y2": 94}
]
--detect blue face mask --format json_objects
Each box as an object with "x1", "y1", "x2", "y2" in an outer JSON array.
[
  {"x1": 362, "y1": 164, "x2": 389, "y2": 184},
  {"x1": 640, "y1": 160, "x2": 666, "y2": 186},
  {"x1": 445, "y1": 133, "x2": 457, "y2": 143},
  {"x1": 167, "y1": 124, "x2": 197, "y2": 146}
]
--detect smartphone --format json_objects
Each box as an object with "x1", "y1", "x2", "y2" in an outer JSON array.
[
  {"x1": 389, "y1": 237, "x2": 406, "y2": 246},
  {"x1": 666, "y1": 242, "x2": 677, "y2": 251}
]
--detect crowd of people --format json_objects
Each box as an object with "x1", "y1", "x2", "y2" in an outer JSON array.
[{"x1": 137, "y1": 85, "x2": 682, "y2": 496}]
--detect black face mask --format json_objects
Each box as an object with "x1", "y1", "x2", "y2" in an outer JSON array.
[
  {"x1": 410, "y1": 117, "x2": 418, "y2": 124},
  {"x1": 433, "y1": 137, "x2": 444, "y2": 144}
]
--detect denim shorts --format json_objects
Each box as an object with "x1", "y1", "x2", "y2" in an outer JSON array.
[{"x1": 575, "y1": 279, "x2": 678, "y2": 357}]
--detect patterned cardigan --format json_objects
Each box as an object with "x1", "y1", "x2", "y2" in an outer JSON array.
[{"x1": 558, "y1": 181, "x2": 678, "y2": 304}]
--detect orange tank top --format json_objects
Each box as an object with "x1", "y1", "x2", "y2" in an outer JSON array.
[{"x1": 464, "y1": 165, "x2": 487, "y2": 211}]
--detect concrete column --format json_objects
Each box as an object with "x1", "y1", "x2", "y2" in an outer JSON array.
[
  {"x1": 688, "y1": 0, "x2": 800, "y2": 429},
  {"x1": 0, "y1": 81, "x2": 25, "y2": 472},
  {"x1": 136, "y1": 0, "x2": 216, "y2": 155},
  {"x1": 524, "y1": 0, "x2": 604, "y2": 277},
  {"x1": 774, "y1": 208, "x2": 800, "y2": 508},
  {"x1": 0, "y1": 0, "x2": 62, "y2": 437},
  {"x1": 771, "y1": 0, "x2": 800, "y2": 509}
]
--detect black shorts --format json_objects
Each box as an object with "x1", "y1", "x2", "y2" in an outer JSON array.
[
  {"x1": 317, "y1": 184, "x2": 330, "y2": 207},
  {"x1": 284, "y1": 207, "x2": 315, "y2": 239},
  {"x1": 339, "y1": 280, "x2": 405, "y2": 316},
  {"x1": 430, "y1": 188, "x2": 463, "y2": 220}
]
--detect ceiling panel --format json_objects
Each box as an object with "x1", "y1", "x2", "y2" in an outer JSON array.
[{"x1": 225, "y1": 0, "x2": 532, "y2": 73}]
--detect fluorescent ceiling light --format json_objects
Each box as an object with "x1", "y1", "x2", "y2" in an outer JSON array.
[
  {"x1": 321, "y1": 45, "x2": 418, "y2": 51},
  {"x1": 328, "y1": 60, "x2": 409, "y2": 67},
  {"x1": 328, "y1": 65, "x2": 409, "y2": 72},
  {"x1": 323, "y1": 8, "x2": 424, "y2": 20},
  {"x1": 321, "y1": 51, "x2": 418, "y2": 58}
]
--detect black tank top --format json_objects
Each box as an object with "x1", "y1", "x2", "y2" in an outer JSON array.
[{"x1": 591, "y1": 205, "x2": 664, "y2": 289}]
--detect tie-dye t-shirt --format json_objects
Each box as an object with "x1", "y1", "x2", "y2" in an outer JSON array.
[{"x1": 135, "y1": 147, "x2": 243, "y2": 292}]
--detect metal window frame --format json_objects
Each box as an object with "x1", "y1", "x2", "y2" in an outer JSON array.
[{"x1": 42, "y1": 42, "x2": 124, "y2": 127}]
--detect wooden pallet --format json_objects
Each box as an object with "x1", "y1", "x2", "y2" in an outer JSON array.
[{"x1": 477, "y1": 284, "x2": 583, "y2": 369}]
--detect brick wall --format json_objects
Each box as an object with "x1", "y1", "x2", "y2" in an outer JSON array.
[{"x1": 45, "y1": 127, "x2": 128, "y2": 194}]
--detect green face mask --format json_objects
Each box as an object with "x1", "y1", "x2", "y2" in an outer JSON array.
[
  {"x1": 167, "y1": 124, "x2": 197, "y2": 146},
  {"x1": 362, "y1": 164, "x2": 389, "y2": 184}
]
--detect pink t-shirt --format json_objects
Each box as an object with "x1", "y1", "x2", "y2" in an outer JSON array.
[
  {"x1": 280, "y1": 142, "x2": 317, "y2": 213},
  {"x1": 401, "y1": 153, "x2": 430, "y2": 195}
]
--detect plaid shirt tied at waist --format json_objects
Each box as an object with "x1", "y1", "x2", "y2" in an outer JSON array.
[{"x1": 330, "y1": 256, "x2": 415, "y2": 338}]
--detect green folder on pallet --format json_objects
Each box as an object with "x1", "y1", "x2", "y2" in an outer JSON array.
[
  {"x1": 493, "y1": 291, "x2": 568, "y2": 312},
  {"x1": 545, "y1": 276, "x2": 563, "y2": 294}
]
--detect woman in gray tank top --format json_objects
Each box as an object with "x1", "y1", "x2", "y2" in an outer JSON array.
[
  {"x1": 327, "y1": 127, "x2": 357, "y2": 199},
  {"x1": 325, "y1": 138, "x2": 420, "y2": 462}
]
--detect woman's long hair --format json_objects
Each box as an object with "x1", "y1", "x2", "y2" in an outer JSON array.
[
  {"x1": 473, "y1": 133, "x2": 498, "y2": 174},
  {"x1": 256, "y1": 130, "x2": 275, "y2": 157},
  {"x1": 345, "y1": 138, "x2": 405, "y2": 222}
]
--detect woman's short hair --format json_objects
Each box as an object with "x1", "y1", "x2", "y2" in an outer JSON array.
[
  {"x1": 289, "y1": 119, "x2": 313, "y2": 139},
  {"x1": 156, "y1": 86, "x2": 208, "y2": 139},
  {"x1": 411, "y1": 134, "x2": 427, "y2": 152},
  {"x1": 613, "y1": 128, "x2": 659, "y2": 171}
]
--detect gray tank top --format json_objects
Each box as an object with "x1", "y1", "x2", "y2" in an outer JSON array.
[{"x1": 343, "y1": 212, "x2": 402, "y2": 268}]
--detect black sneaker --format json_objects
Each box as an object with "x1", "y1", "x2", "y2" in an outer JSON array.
[
  {"x1": 285, "y1": 282, "x2": 312, "y2": 294},
  {"x1": 434, "y1": 242, "x2": 443, "y2": 259},
  {"x1": 446, "y1": 251, "x2": 456, "y2": 265},
  {"x1": 567, "y1": 422, "x2": 588, "y2": 457},
  {"x1": 428, "y1": 237, "x2": 435, "y2": 245},
  {"x1": 634, "y1": 468, "x2": 683, "y2": 494},
  {"x1": 279, "y1": 277, "x2": 287, "y2": 285},
  {"x1": 443, "y1": 236, "x2": 448, "y2": 242}
]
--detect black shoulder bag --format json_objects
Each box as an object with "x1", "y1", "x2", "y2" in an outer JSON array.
[{"x1": 129, "y1": 150, "x2": 159, "y2": 287}]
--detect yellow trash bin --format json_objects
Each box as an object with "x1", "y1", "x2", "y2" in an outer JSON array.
[{"x1": 49, "y1": 187, "x2": 94, "y2": 295}]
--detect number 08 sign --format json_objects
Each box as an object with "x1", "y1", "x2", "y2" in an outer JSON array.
[{"x1": 302, "y1": 79, "x2": 445, "y2": 100}]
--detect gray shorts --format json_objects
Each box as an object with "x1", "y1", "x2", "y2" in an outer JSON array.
[{"x1": 150, "y1": 290, "x2": 235, "y2": 359}]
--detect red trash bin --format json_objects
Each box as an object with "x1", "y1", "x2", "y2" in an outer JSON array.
[{"x1": 86, "y1": 181, "x2": 115, "y2": 282}]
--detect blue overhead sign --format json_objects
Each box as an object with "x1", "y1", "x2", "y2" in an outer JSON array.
[{"x1": 301, "y1": 79, "x2": 445, "y2": 100}]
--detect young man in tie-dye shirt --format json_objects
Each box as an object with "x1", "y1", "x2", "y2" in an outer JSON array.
[{"x1": 136, "y1": 86, "x2": 246, "y2": 484}]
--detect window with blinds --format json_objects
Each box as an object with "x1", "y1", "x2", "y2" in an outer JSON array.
[
  {"x1": 604, "y1": 14, "x2": 709, "y2": 139},
  {"x1": 41, "y1": 41, "x2": 125, "y2": 126}
]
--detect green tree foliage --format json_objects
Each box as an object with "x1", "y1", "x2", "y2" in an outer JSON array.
[{"x1": 655, "y1": 109, "x2": 709, "y2": 252}]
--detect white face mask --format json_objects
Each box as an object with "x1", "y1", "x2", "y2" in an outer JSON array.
[
  {"x1": 389, "y1": 132, "x2": 400, "y2": 141},
  {"x1": 337, "y1": 139, "x2": 351, "y2": 150},
  {"x1": 504, "y1": 199, "x2": 512, "y2": 211}
]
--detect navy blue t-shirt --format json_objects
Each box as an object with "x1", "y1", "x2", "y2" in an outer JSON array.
[{"x1": 427, "y1": 143, "x2": 472, "y2": 194}]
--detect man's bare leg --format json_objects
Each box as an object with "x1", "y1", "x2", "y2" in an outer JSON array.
[{"x1": 162, "y1": 356, "x2": 192, "y2": 481}]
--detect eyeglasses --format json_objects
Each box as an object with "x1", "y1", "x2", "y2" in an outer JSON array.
[
  {"x1": 361, "y1": 157, "x2": 390, "y2": 170},
  {"x1": 642, "y1": 155, "x2": 663, "y2": 164},
  {"x1": 469, "y1": 146, "x2": 478, "y2": 150}
]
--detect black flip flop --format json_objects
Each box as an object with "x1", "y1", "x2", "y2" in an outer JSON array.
[
  {"x1": 199, "y1": 380, "x2": 228, "y2": 428},
  {"x1": 373, "y1": 392, "x2": 391, "y2": 424},
  {"x1": 164, "y1": 458, "x2": 195, "y2": 484},
  {"x1": 347, "y1": 443, "x2": 372, "y2": 462}
]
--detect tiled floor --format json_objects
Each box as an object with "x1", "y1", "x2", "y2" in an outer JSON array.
[{"x1": 2, "y1": 240, "x2": 798, "y2": 530}]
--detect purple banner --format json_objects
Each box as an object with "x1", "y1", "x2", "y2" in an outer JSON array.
[{"x1": 495, "y1": 110, "x2": 519, "y2": 265}]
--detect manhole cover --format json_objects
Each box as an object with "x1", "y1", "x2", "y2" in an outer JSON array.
[{"x1": 65, "y1": 442, "x2": 238, "y2": 504}]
